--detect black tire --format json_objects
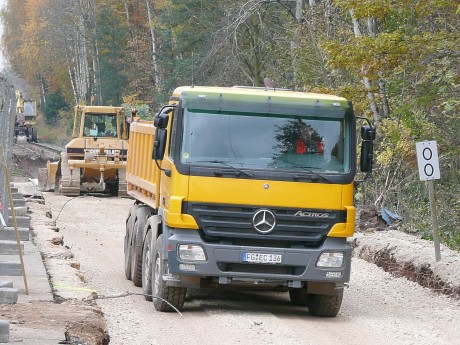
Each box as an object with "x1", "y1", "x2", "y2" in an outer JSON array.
[
  {"x1": 142, "y1": 229, "x2": 153, "y2": 301},
  {"x1": 306, "y1": 290, "x2": 344, "y2": 317},
  {"x1": 131, "y1": 219, "x2": 143, "y2": 286},
  {"x1": 131, "y1": 207, "x2": 152, "y2": 287},
  {"x1": 288, "y1": 287, "x2": 308, "y2": 306},
  {"x1": 31, "y1": 127, "x2": 38, "y2": 143},
  {"x1": 124, "y1": 223, "x2": 133, "y2": 280},
  {"x1": 124, "y1": 205, "x2": 139, "y2": 280},
  {"x1": 152, "y1": 235, "x2": 187, "y2": 312}
]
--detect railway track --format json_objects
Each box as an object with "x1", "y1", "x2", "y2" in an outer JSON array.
[{"x1": 31, "y1": 141, "x2": 64, "y2": 154}]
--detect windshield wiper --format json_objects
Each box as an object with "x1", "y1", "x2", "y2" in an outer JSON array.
[
  {"x1": 204, "y1": 160, "x2": 255, "y2": 178},
  {"x1": 293, "y1": 168, "x2": 333, "y2": 183}
]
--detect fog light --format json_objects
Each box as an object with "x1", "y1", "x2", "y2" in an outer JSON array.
[
  {"x1": 178, "y1": 244, "x2": 206, "y2": 261},
  {"x1": 179, "y1": 263, "x2": 196, "y2": 271},
  {"x1": 317, "y1": 252, "x2": 344, "y2": 268}
]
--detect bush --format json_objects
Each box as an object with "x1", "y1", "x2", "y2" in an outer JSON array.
[{"x1": 43, "y1": 93, "x2": 68, "y2": 125}]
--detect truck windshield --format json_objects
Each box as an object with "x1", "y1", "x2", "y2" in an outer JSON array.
[{"x1": 180, "y1": 110, "x2": 350, "y2": 174}]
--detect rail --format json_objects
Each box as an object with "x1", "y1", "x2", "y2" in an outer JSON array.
[{"x1": 31, "y1": 141, "x2": 64, "y2": 154}]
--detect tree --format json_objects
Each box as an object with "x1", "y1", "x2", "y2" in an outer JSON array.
[{"x1": 43, "y1": 92, "x2": 68, "y2": 125}]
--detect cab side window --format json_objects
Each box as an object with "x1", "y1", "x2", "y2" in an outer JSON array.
[{"x1": 168, "y1": 109, "x2": 178, "y2": 161}]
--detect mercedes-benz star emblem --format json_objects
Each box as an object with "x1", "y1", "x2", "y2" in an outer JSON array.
[{"x1": 252, "y1": 209, "x2": 276, "y2": 234}]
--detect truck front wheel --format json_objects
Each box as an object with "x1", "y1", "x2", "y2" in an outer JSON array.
[
  {"x1": 306, "y1": 290, "x2": 344, "y2": 317},
  {"x1": 152, "y1": 234, "x2": 186, "y2": 312}
]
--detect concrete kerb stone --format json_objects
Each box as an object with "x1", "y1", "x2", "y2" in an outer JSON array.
[
  {"x1": 10, "y1": 193, "x2": 22, "y2": 200},
  {"x1": 7, "y1": 216, "x2": 30, "y2": 228},
  {"x1": 0, "y1": 288, "x2": 18, "y2": 304},
  {"x1": 0, "y1": 261, "x2": 22, "y2": 276},
  {"x1": 0, "y1": 227, "x2": 29, "y2": 241},
  {"x1": 0, "y1": 281, "x2": 13, "y2": 288},
  {"x1": 9, "y1": 186, "x2": 19, "y2": 194},
  {"x1": 8, "y1": 206, "x2": 28, "y2": 217},
  {"x1": 11, "y1": 199, "x2": 26, "y2": 207},
  {"x1": 0, "y1": 240, "x2": 25, "y2": 255},
  {"x1": 0, "y1": 320, "x2": 9, "y2": 343}
]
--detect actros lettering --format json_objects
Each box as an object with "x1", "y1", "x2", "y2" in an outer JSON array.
[{"x1": 294, "y1": 211, "x2": 329, "y2": 218}]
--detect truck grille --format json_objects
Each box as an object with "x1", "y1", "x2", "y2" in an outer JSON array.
[{"x1": 184, "y1": 202, "x2": 346, "y2": 248}]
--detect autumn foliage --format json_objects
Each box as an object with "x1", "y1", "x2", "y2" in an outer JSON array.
[{"x1": 1, "y1": 0, "x2": 459, "y2": 248}]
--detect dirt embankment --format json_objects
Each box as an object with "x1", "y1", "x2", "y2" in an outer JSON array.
[
  {"x1": 7, "y1": 197, "x2": 111, "y2": 345},
  {"x1": 12, "y1": 141, "x2": 60, "y2": 179},
  {"x1": 353, "y1": 206, "x2": 460, "y2": 299}
]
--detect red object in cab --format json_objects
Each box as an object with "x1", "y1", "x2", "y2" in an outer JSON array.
[
  {"x1": 316, "y1": 140, "x2": 324, "y2": 154},
  {"x1": 296, "y1": 139, "x2": 307, "y2": 154}
]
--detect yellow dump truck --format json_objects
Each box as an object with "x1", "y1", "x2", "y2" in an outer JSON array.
[
  {"x1": 45, "y1": 105, "x2": 129, "y2": 196},
  {"x1": 124, "y1": 86, "x2": 375, "y2": 316}
]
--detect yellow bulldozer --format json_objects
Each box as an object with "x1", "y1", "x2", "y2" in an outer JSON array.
[{"x1": 42, "y1": 105, "x2": 130, "y2": 197}]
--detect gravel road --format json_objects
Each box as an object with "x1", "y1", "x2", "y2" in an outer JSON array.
[{"x1": 43, "y1": 193, "x2": 460, "y2": 345}]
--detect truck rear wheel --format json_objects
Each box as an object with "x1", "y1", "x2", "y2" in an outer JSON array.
[
  {"x1": 152, "y1": 235, "x2": 186, "y2": 312},
  {"x1": 131, "y1": 207, "x2": 153, "y2": 287},
  {"x1": 124, "y1": 226, "x2": 133, "y2": 281},
  {"x1": 124, "y1": 204, "x2": 140, "y2": 280},
  {"x1": 306, "y1": 290, "x2": 344, "y2": 317}
]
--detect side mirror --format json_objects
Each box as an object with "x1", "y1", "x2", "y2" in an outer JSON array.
[
  {"x1": 153, "y1": 105, "x2": 175, "y2": 129},
  {"x1": 152, "y1": 127, "x2": 167, "y2": 160},
  {"x1": 360, "y1": 140, "x2": 373, "y2": 173},
  {"x1": 361, "y1": 126, "x2": 376, "y2": 141},
  {"x1": 152, "y1": 105, "x2": 176, "y2": 171}
]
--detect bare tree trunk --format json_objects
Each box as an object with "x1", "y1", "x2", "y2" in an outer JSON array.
[
  {"x1": 290, "y1": 0, "x2": 303, "y2": 89},
  {"x1": 39, "y1": 76, "x2": 46, "y2": 107},
  {"x1": 123, "y1": 0, "x2": 134, "y2": 41},
  {"x1": 88, "y1": 0, "x2": 102, "y2": 104},
  {"x1": 379, "y1": 79, "x2": 391, "y2": 118},
  {"x1": 68, "y1": 67, "x2": 78, "y2": 105},
  {"x1": 146, "y1": 0, "x2": 160, "y2": 87},
  {"x1": 350, "y1": 10, "x2": 380, "y2": 125}
]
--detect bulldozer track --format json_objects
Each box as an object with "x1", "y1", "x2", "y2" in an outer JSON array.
[{"x1": 59, "y1": 152, "x2": 81, "y2": 196}]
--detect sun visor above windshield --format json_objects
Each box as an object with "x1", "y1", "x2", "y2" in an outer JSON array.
[{"x1": 180, "y1": 91, "x2": 350, "y2": 118}]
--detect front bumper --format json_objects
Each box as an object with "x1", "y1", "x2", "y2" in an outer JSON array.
[{"x1": 166, "y1": 229, "x2": 352, "y2": 288}]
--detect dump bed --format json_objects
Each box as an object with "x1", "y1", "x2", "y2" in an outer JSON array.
[{"x1": 126, "y1": 120, "x2": 160, "y2": 209}]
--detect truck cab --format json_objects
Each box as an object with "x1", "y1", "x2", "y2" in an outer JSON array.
[{"x1": 124, "y1": 86, "x2": 374, "y2": 316}]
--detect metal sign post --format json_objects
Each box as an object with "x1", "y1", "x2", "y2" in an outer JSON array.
[{"x1": 416, "y1": 141, "x2": 441, "y2": 262}]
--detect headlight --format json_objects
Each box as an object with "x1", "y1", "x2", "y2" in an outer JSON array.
[
  {"x1": 177, "y1": 244, "x2": 206, "y2": 261},
  {"x1": 316, "y1": 252, "x2": 344, "y2": 268}
]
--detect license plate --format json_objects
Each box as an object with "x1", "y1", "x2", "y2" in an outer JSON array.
[{"x1": 242, "y1": 252, "x2": 282, "y2": 264}]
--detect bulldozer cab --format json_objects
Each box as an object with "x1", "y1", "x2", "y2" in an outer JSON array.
[{"x1": 73, "y1": 106, "x2": 128, "y2": 140}]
